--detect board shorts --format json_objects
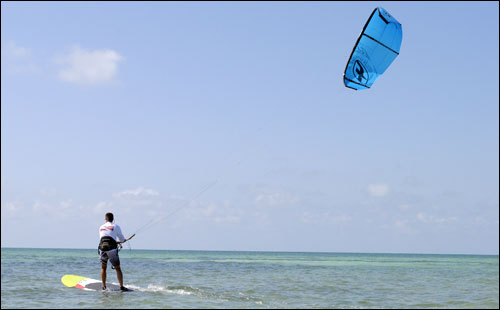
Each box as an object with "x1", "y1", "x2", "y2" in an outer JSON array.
[{"x1": 99, "y1": 248, "x2": 120, "y2": 267}]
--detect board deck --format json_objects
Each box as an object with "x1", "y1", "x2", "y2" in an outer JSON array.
[{"x1": 61, "y1": 275, "x2": 133, "y2": 292}]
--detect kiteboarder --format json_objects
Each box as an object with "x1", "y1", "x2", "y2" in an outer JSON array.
[{"x1": 98, "y1": 212, "x2": 130, "y2": 291}]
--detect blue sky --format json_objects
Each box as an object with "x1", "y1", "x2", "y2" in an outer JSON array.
[{"x1": 1, "y1": 2, "x2": 498, "y2": 254}]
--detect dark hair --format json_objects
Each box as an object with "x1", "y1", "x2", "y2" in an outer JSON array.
[{"x1": 105, "y1": 212, "x2": 114, "y2": 222}]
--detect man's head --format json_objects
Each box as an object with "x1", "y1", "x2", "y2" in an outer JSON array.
[{"x1": 105, "y1": 212, "x2": 114, "y2": 223}]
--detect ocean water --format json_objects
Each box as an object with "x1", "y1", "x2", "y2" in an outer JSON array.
[{"x1": 1, "y1": 248, "x2": 498, "y2": 309}]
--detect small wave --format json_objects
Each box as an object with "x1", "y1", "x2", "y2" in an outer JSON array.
[
  {"x1": 133, "y1": 284, "x2": 198, "y2": 296},
  {"x1": 130, "y1": 284, "x2": 266, "y2": 305}
]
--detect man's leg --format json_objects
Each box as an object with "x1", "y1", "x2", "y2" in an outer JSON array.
[
  {"x1": 101, "y1": 263, "x2": 107, "y2": 288},
  {"x1": 107, "y1": 249, "x2": 124, "y2": 288},
  {"x1": 114, "y1": 265, "x2": 124, "y2": 287}
]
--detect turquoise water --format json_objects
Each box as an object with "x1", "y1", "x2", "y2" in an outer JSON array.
[{"x1": 1, "y1": 248, "x2": 498, "y2": 309}]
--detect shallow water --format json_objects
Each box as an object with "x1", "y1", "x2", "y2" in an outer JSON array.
[{"x1": 1, "y1": 248, "x2": 498, "y2": 308}]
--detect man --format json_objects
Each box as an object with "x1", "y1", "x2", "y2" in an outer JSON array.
[{"x1": 98, "y1": 212, "x2": 130, "y2": 291}]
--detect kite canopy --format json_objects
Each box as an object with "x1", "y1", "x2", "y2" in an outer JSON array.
[{"x1": 343, "y1": 7, "x2": 403, "y2": 90}]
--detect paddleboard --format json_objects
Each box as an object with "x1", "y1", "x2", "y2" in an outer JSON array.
[{"x1": 61, "y1": 274, "x2": 133, "y2": 292}]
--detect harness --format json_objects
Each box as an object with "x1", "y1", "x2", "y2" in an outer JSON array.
[{"x1": 98, "y1": 236, "x2": 118, "y2": 252}]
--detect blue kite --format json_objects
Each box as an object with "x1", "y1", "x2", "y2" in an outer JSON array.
[{"x1": 343, "y1": 7, "x2": 403, "y2": 90}]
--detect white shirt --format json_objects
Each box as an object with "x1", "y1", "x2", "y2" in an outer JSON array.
[{"x1": 99, "y1": 221, "x2": 125, "y2": 242}]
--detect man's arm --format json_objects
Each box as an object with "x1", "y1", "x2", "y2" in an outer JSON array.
[{"x1": 115, "y1": 225, "x2": 126, "y2": 243}]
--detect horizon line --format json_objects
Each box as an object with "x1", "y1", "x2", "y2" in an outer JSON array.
[{"x1": 1, "y1": 246, "x2": 498, "y2": 257}]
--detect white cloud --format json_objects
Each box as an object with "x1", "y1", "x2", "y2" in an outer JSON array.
[
  {"x1": 94, "y1": 200, "x2": 114, "y2": 214},
  {"x1": 31, "y1": 201, "x2": 40, "y2": 211},
  {"x1": 56, "y1": 46, "x2": 123, "y2": 84},
  {"x1": 326, "y1": 214, "x2": 352, "y2": 224},
  {"x1": 2, "y1": 201, "x2": 24, "y2": 217},
  {"x1": 300, "y1": 211, "x2": 351, "y2": 225},
  {"x1": 113, "y1": 187, "x2": 159, "y2": 199},
  {"x1": 107, "y1": 188, "x2": 163, "y2": 216},
  {"x1": 367, "y1": 183, "x2": 389, "y2": 197},
  {"x1": 181, "y1": 200, "x2": 243, "y2": 225},
  {"x1": 255, "y1": 191, "x2": 298, "y2": 206},
  {"x1": 40, "y1": 188, "x2": 57, "y2": 197},
  {"x1": 214, "y1": 215, "x2": 240, "y2": 224},
  {"x1": 60, "y1": 199, "x2": 73, "y2": 210},
  {"x1": 201, "y1": 203, "x2": 217, "y2": 217},
  {"x1": 395, "y1": 219, "x2": 415, "y2": 234},
  {"x1": 33, "y1": 200, "x2": 51, "y2": 213},
  {"x1": 28, "y1": 198, "x2": 93, "y2": 219},
  {"x1": 416, "y1": 212, "x2": 458, "y2": 224},
  {"x1": 4, "y1": 41, "x2": 31, "y2": 58},
  {"x1": 300, "y1": 211, "x2": 314, "y2": 224},
  {"x1": 212, "y1": 201, "x2": 241, "y2": 224},
  {"x1": 2, "y1": 41, "x2": 39, "y2": 74},
  {"x1": 252, "y1": 211, "x2": 270, "y2": 225},
  {"x1": 6, "y1": 202, "x2": 23, "y2": 212}
]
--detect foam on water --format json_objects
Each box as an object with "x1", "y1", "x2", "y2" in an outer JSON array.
[{"x1": 136, "y1": 284, "x2": 196, "y2": 296}]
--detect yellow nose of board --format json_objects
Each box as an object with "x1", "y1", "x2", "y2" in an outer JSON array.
[{"x1": 61, "y1": 275, "x2": 89, "y2": 287}]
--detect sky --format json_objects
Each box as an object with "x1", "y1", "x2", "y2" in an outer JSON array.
[{"x1": 1, "y1": 1, "x2": 498, "y2": 255}]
